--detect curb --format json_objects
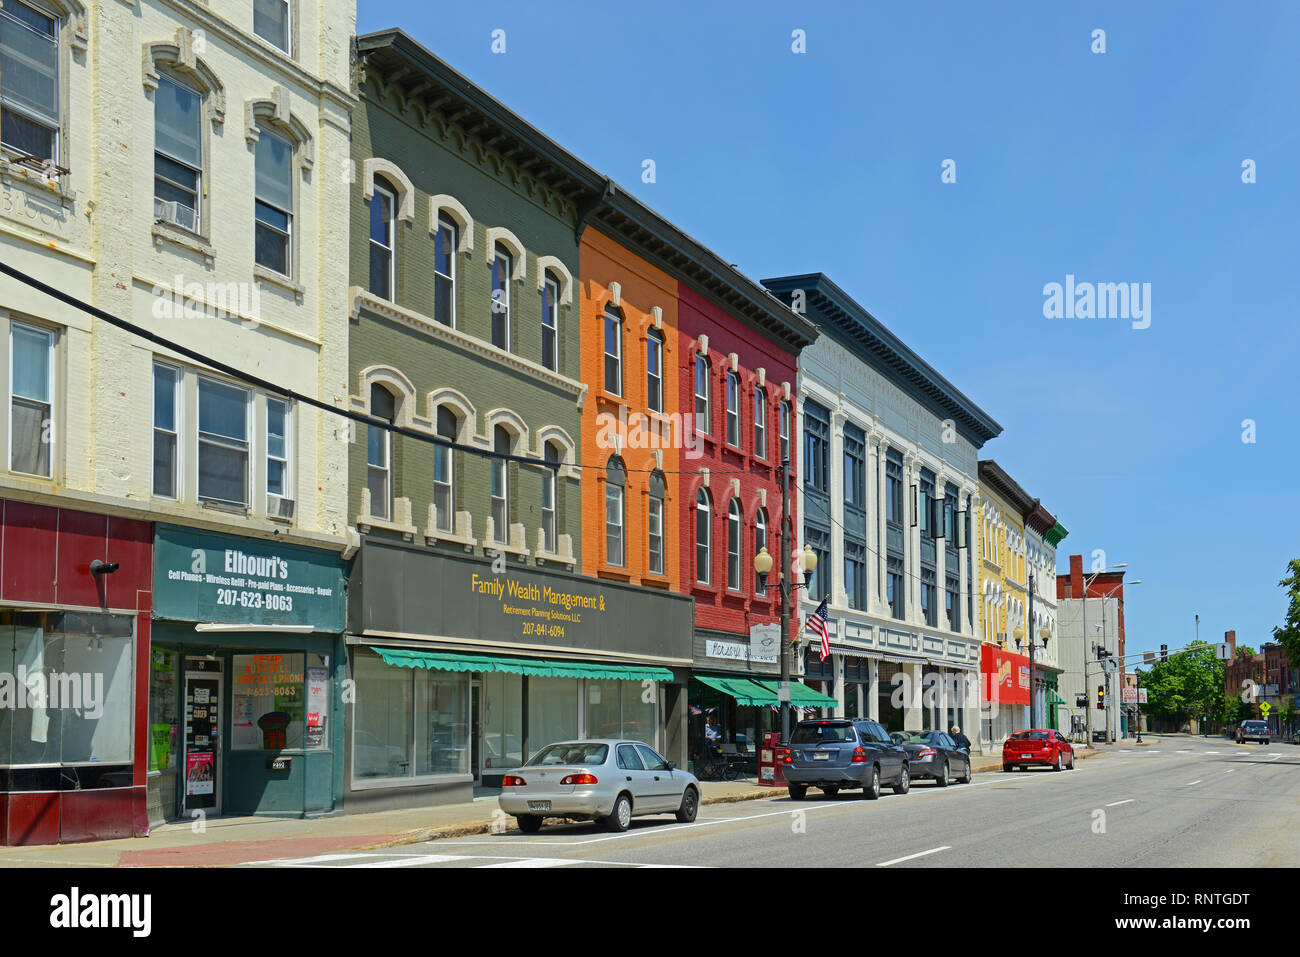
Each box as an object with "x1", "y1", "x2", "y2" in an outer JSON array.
[{"x1": 352, "y1": 787, "x2": 777, "y2": 852}]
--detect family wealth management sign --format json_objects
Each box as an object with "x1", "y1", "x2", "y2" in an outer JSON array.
[{"x1": 153, "y1": 525, "x2": 346, "y2": 632}]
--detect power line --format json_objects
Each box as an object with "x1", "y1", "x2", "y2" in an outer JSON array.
[{"x1": 0, "y1": 261, "x2": 776, "y2": 478}]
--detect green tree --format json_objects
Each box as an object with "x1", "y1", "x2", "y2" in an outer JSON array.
[
  {"x1": 1235, "y1": 645, "x2": 1257, "y2": 659},
  {"x1": 1143, "y1": 641, "x2": 1226, "y2": 728},
  {"x1": 1270, "y1": 559, "x2": 1300, "y2": 664}
]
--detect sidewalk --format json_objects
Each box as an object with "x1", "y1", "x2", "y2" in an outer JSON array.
[{"x1": 0, "y1": 751, "x2": 1107, "y2": 867}]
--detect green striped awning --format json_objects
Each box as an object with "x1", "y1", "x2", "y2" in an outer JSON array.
[
  {"x1": 694, "y1": 675, "x2": 839, "y2": 708},
  {"x1": 750, "y1": 678, "x2": 839, "y2": 707},
  {"x1": 370, "y1": 647, "x2": 674, "y2": 682}
]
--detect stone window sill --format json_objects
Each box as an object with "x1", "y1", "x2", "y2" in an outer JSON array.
[
  {"x1": 153, "y1": 221, "x2": 216, "y2": 264},
  {"x1": 254, "y1": 263, "x2": 306, "y2": 300}
]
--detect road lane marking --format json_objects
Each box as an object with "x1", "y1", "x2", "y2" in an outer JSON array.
[
  {"x1": 246, "y1": 852, "x2": 389, "y2": 866},
  {"x1": 1176, "y1": 750, "x2": 1192, "y2": 754},
  {"x1": 1183, "y1": 780, "x2": 1203, "y2": 787},
  {"x1": 478, "y1": 858, "x2": 582, "y2": 868},
  {"x1": 347, "y1": 854, "x2": 469, "y2": 868},
  {"x1": 1105, "y1": 799, "x2": 1135, "y2": 807},
  {"x1": 1224, "y1": 769, "x2": 1233, "y2": 774},
  {"x1": 1205, "y1": 751, "x2": 1221, "y2": 754},
  {"x1": 877, "y1": 846, "x2": 950, "y2": 867}
]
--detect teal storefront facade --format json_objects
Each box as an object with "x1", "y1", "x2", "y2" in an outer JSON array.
[{"x1": 149, "y1": 525, "x2": 347, "y2": 821}]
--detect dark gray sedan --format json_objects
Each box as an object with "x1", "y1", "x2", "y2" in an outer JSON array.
[
  {"x1": 897, "y1": 731, "x2": 972, "y2": 786},
  {"x1": 781, "y1": 719, "x2": 910, "y2": 800}
]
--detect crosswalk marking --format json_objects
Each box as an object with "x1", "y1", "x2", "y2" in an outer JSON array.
[
  {"x1": 249, "y1": 850, "x2": 699, "y2": 869},
  {"x1": 477, "y1": 858, "x2": 582, "y2": 868}
]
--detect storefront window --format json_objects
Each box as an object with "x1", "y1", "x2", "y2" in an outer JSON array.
[
  {"x1": 230, "y1": 653, "x2": 327, "y2": 751},
  {"x1": 586, "y1": 679, "x2": 620, "y2": 740},
  {"x1": 353, "y1": 651, "x2": 413, "y2": 779},
  {"x1": 482, "y1": 671, "x2": 523, "y2": 772},
  {"x1": 418, "y1": 670, "x2": 469, "y2": 776},
  {"x1": 623, "y1": 681, "x2": 657, "y2": 746},
  {"x1": 149, "y1": 648, "x2": 180, "y2": 772},
  {"x1": 528, "y1": 677, "x2": 578, "y2": 755},
  {"x1": 0, "y1": 611, "x2": 134, "y2": 767}
]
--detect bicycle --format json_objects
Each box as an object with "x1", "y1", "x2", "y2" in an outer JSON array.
[{"x1": 694, "y1": 750, "x2": 741, "y2": 782}]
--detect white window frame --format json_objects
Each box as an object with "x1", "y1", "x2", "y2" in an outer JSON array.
[
  {"x1": 265, "y1": 395, "x2": 292, "y2": 502},
  {"x1": 754, "y1": 508, "x2": 767, "y2": 595},
  {"x1": 753, "y1": 387, "x2": 767, "y2": 459},
  {"x1": 725, "y1": 372, "x2": 740, "y2": 447},
  {"x1": 491, "y1": 428, "x2": 510, "y2": 543},
  {"x1": 0, "y1": 0, "x2": 61, "y2": 163},
  {"x1": 695, "y1": 490, "x2": 711, "y2": 585},
  {"x1": 433, "y1": 408, "x2": 456, "y2": 533},
  {"x1": 254, "y1": 125, "x2": 294, "y2": 278},
  {"x1": 252, "y1": 0, "x2": 291, "y2": 53},
  {"x1": 196, "y1": 375, "x2": 251, "y2": 510},
  {"x1": 541, "y1": 274, "x2": 559, "y2": 371},
  {"x1": 603, "y1": 306, "x2": 622, "y2": 396},
  {"x1": 648, "y1": 491, "x2": 664, "y2": 576},
  {"x1": 8, "y1": 319, "x2": 55, "y2": 478},
  {"x1": 152, "y1": 361, "x2": 181, "y2": 499},
  {"x1": 154, "y1": 73, "x2": 203, "y2": 234},
  {"x1": 541, "y1": 449, "x2": 557, "y2": 553},
  {"x1": 605, "y1": 480, "x2": 624, "y2": 567},
  {"x1": 727, "y1": 499, "x2": 742, "y2": 591},
  {"x1": 646, "y1": 332, "x2": 663, "y2": 414},
  {"x1": 369, "y1": 182, "x2": 396, "y2": 300},
  {"x1": 779, "y1": 400, "x2": 790, "y2": 464},
  {"x1": 434, "y1": 215, "x2": 458, "y2": 329},
  {"x1": 491, "y1": 245, "x2": 512, "y2": 352},
  {"x1": 694, "y1": 355, "x2": 710, "y2": 435}
]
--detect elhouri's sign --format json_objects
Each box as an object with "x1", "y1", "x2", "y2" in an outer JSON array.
[{"x1": 153, "y1": 525, "x2": 346, "y2": 631}]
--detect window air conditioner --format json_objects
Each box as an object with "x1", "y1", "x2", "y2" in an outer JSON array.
[
  {"x1": 155, "y1": 198, "x2": 197, "y2": 232},
  {"x1": 267, "y1": 494, "x2": 296, "y2": 521}
]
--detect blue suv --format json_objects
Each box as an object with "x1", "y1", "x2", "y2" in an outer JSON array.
[{"x1": 780, "y1": 718, "x2": 910, "y2": 800}]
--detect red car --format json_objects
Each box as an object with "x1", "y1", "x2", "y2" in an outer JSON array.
[{"x1": 1003, "y1": 729, "x2": 1074, "y2": 772}]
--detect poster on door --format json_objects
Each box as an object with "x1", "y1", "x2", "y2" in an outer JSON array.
[
  {"x1": 305, "y1": 667, "x2": 328, "y2": 748},
  {"x1": 186, "y1": 751, "x2": 215, "y2": 796}
]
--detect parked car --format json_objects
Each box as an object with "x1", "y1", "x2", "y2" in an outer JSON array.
[
  {"x1": 781, "y1": 718, "x2": 910, "y2": 800},
  {"x1": 1235, "y1": 720, "x2": 1270, "y2": 745},
  {"x1": 499, "y1": 740, "x2": 699, "y2": 833},
  {"x1": 898, "y1": 730, "x2": 972, "y2": 786},
  {"x1": 1003, "y1": 729, "x2": 1074, "y2": 772}
]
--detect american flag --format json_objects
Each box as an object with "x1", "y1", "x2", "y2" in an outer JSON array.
[{"x1": 806, "y1": 596, "x2": 831, "y2": 661}]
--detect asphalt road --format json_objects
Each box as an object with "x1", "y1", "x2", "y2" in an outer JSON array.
[{"x1": 250, "y1": 735, "x2": 1300, "y2": 868}]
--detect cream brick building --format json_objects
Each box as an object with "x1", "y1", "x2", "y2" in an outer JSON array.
[{"x1": 0, "y1": 0, "x2": 354, "y2": 546}]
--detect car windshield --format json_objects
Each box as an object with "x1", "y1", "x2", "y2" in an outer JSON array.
[
  {"x1": 1242, "y1": 722, "x2": 1267, "y2": 729},
  {"x1": 1009, "y1": 731, "x2": 1049, "y2": 740},
  {"x1": 525, "y1": 743, "x2": 609, "y2": 766},
  {"x1": 903, "y1": 733, "x2": 935, "y2": 744},
  {"x1": 791, "y1": 723, "x2": 856, "y2": 744}
]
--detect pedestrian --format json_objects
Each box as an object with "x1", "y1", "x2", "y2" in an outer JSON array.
[{"x1": 950, "y1": 725, "x2": 972, "y2": 752}]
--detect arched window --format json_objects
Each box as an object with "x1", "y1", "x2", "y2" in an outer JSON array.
[
  {"x1": 367, "y1": 384, "x2": 396, "y2": 520},
  {"x1": 491, "y1": 244, "x2": 512, "y2": 351},
  {"x1": 491, "y1": 425, "x2": 511, "y2": 542},
  {"x1": 433, "y1": 215, "x2": 457, "y2": 328},
  {"x1": 648, "y1": 470, "x2": 666, "y2": 576},
  {"x1": 541, "y1": 271, "x2": 560, "y2": 372},
  {"x1": 646, "y1": 330, "x2": 664, "y2": 414},
  {"x1": 727, "y1": 499, "x2": 742, "y2": 590},
  {"x1": 542, "y1": 441, "x2": 561, "y2": 552},
  {"x1": 694, "y1": 354, "x2": 711, "y2": 435},
  {"x1": 369, "y1": 176, "x2": 397, "y2": 299},
  {"x1": 753, "y1": 387, "x2": 767, "y2": 458},
  {"x1": 754, "y1": 508, "x2": 768, "y2": 595},
  {"x1": 433, "y1": 405, "x2": 458, "y2": 532},
  {"x1": 605, "y1": 456, "x2": 626, "y2": 567},
  {"x1": 603, "y1": 305, "x2": 622, "y2": 395},
  {"x1": 695, "y1": 489, "x2": 712, "y2": 585}
]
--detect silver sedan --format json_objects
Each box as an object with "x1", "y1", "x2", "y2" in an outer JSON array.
[{"x1": 498, "y1": 739, "x2": 700, "y2": 833}]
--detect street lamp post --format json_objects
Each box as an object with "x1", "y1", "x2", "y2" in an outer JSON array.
[
  {"x1": 1013, "y1": 570, "x2": 1052, "y2": 729},
  {"x1": 753, "y1": 454, "x2": 817, "y2": 745},
  {"x1": 1133, "y1": 666, "x2": 1143, "y2": 744}
]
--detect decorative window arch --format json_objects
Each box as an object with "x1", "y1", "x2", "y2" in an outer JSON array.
[
  {"x1": 31, "y1": 0, "x2": 88, "y2": 53},
  {"x1": 534, "y1": 255, "x2": 573, "y2": 304},
  {"x1": 484, "y1": 226, "x2": 527, "y2": 281},
  {"x1": 362, "y1": 157, "x2": 415, "y2": 221},
  {"x1": 356, "y1": 365, "x2": 416, "y2": 424},
  {"x1": 429, "y1": 194, "x2": 474, "y2": 253},
  {"x1": 143, "y1": 28, "x2": 226, "y2": 128},
  {"x1": 485, "y1": 408, "x2": 529, "y2": 449},
  {"x1": 244, "y1": 85, "x2": 314, "y2": 172},
  {"x1": 535, "y1": 425, "x2": 576, "y2": 466},
  {"x1": 426, "y1": 388, "x2": 476, "y2": 442}
]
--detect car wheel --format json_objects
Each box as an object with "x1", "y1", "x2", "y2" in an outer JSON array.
[
  {"x1": 936, "y1": 761, "x2": 949, "y2": 787},
  {"x1": 864, "y1": 766, "x2": 881, "y2": 800},
  {"x1": 1003, "y1": 763, "x2": 1013, "y2": 773},
  {"x1": 1067, "y1": 753, "x2": 1075, "y2": 770},
  {"x1": 1053, "y1": 752, "x2": 1063, "y2": 772},
  {"x1": 821, "y1": 786, "x2": 840, "y2": 798},
  {"x1": 675, "y1": 786, "x2": 699, "y2": 823},
  {"x1": 605, "y1": 793, "x2": 633, "y2": 832},
  {"x1": 893, "y1": 764, "x2": 910, "y2": 795},
  {"x1": 516, "y1": 814, "x2": 543, "y2": 834},
  {"x1": 788, "y1": 783, "x2": 807, "y2": 801},
  {"x1": 960, "y1": 759, "x2": 972, "y2": 783}
]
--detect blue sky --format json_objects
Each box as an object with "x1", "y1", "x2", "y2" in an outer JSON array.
[{"x1": 359, "y1": 1, "x2": 1300, "y2": 656}]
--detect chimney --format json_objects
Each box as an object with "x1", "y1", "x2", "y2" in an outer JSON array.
[
  {"x1": 1069, "y1": 554, "x2": 1084, "y2": 599},
  {"x1": 1225, "y1": 630, "x2": 1236, "y2": 656}
]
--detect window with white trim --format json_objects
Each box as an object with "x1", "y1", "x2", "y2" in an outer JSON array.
[
  {"x1": 433, "y1": 406, "x2": 456, "y2": 532},
  {"x1": 646, "y1": 331, "x2": 663, "y2": 414},
  {"x1": 541, "y1": 273, "x2": 559, "y2": 371},
  {"x1": 491, "y1": 425, "x2": 510, "y2": 542},
  {"x1": 198, "y1": 377, "x2": 250, "y2": 509},
  {"x1": 779, "y1": 400, "x2": 790, "y2": 464},
  {"x1": 605, "y1": 456, "x2": 625, "y2": 567},
  {"x1": 265, "y1": 397, "x2": 290, "y2": 501},
  {"x1": 433, "y1": 216, "x2": 457, "y2": 328},
  {"x1": 368, "y1": 180, "x2": 395, "y2": 300},
  {"x1": 0, "y1": 0, "x2": 60, "y2": 163},
  {"x1": 694, "y1": 355, "x2": 710, "y2": 436},
  {"x1": 727, "y1": 498, "x2": 742, "y2": 590},
  {"x1": 253, "y1": 0, "x2": 290, "y2": 53},
  {"x1": 695, "y1": 488, "x2": 711, "y2": 585},
  {"x1": 154, "y1": 74, "x2": 203, "y2": 233},
  {"x1": 648, "y1": 470, "x2": 665, "y2": 576},
  {"x1": 541, "y1": 442, "x2": 560, "y2": 553},
  {"x1": 9, "y1": 320, "x2": 53, "y2": 477},
  {"x1": 491, "y1": 245, "x2": 512, "y2": 351},
  {"x1": 753, "y1": 387, "x2": 767, "y2": 458},
  {"x1": 254, "y1": 125, "x2": 293, "y2": 275},
  {"x1": 152, "y1": 362, "x2": 180, "y2": 498},
  {"x1": 725, "y1": 372, "x2": 740, "y2": 447},
  {"x1": 367, "y1": 384, "x2": 394, "y2": 521},
  {"x1": 603, "y1": 305, "x2": 622, "y2": 395},
  {"x1": 754, "y1": 508, "x2": 768, "y2": 595}
]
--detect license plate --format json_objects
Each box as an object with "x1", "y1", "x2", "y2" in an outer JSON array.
[
  {"x1": 813, "y1": 752, "x2": 831, "y2": 761},
  {"x1": 1020, "y1": 753, "x2": 1032, "y2": 759},
  {"x1": 527, "y1": 801, "x2": 551, "y2": 812}
]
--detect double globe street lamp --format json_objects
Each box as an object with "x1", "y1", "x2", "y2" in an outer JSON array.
[{"x1": 753, "y1": 542, "x2": 818, "y2": 743}]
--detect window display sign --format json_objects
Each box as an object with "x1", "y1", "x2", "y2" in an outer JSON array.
[
  {"x1": 232, "y1": 654, "x2": 305, "y2": 750},
  {"x1": 305, "y1": 667, "x2": 329, "y2": 748},
  {"x1": 152, "y1": 525, "x2": 346, "y2": 631},
  {"x1": 185, "y1": 752, "x2": 214, "y2": 795}
]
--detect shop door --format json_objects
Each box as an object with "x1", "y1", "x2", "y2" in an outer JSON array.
[{"x1": 183, "y1": 668, "x2": 223, "y2": 815}]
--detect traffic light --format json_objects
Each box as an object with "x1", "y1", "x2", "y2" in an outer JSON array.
[
  {"x1": 1160, "y1": 644, "x2": 1168, "y2": 663},
  {"x1": 1097, "y1": 685, "x2": 1105, "y2": 709}
]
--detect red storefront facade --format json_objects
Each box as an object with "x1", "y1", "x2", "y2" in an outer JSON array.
[{"x1": 0, "y1": 499, "x2": 152, "y2": 845}]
